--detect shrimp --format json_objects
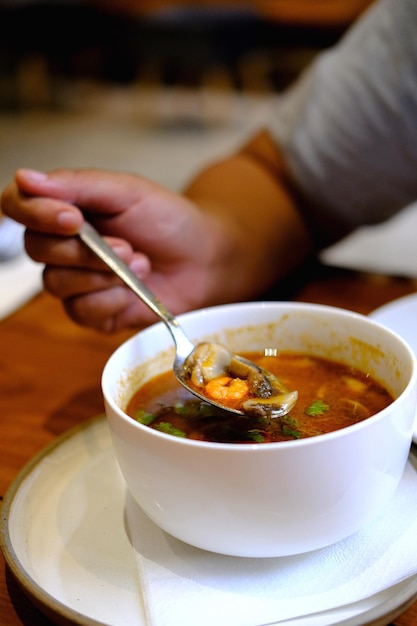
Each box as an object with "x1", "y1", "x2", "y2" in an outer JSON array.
[{"x1": 205, "y1": 376, "x2": 249, "y2": 401}]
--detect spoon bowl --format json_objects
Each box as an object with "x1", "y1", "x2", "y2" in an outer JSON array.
[{"x1": 79, "y1": 222, "x2": 297, "y2": 417}]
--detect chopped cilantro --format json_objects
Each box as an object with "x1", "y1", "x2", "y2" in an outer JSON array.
[
  {"x1": 173, "y1": 402, "x2": 190, "y2": 416},
  {"x1": 155, "y1": 422, "x2": 187, "y2": 438},
  {"x1": 281, "y1": 415, "x2": 302, "y2": 439},
  {"x1": 305, "y1": 399, "x2": 330, "y2": 417},
  {"x1": 134, "y1": 409, "x2": 155, "y2": 425},
  {"x1": 282, "y1": 426, "x2": 302, "y2": 439},
  {"x1": 247, "y1": 430, "x2": 265, "y2": 443},
  {"x1": 173, "y1": 401, "x2": 216, "y2": 418},
  {"x1": 282, "y1": 415, "x2": 299, "y2": 428}
]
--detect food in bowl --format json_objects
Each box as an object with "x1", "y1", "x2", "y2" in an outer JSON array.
[
  {"x1": 102, "y1": 302, "x2": 417, "y2": 557},
  {"x1": 183, "y1": 341, "x2": 298, "y2": 417},
  {"x1": 126, "y1": 350, "x2": 394, "y2": 444}
]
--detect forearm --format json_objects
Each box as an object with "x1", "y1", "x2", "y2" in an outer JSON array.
[{"x1": 183, "y1": 130, "x2": 314, "y2": 302}]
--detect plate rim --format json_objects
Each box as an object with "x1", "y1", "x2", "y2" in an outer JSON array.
[
  {"x1": 0, "y1": 416, "x2": 107, "y2": 626},
  {"x1": 370, "y1": 292, "x2": 417, "y2": 326},
  {"x1": 369, "y1": 293, "x2": 417, "y2": 443}
]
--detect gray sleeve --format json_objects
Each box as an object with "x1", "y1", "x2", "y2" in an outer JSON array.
[{"x1": 269, "y1": 0, "x2": 417, "y2": 243}]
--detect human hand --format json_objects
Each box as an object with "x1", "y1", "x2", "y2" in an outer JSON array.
[{"x1": 1, "y1": 168, "x2": 232, "y2": 331}]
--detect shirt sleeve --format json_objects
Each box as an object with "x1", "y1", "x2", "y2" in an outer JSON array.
[{"x1": 269, "y1": 0, "x2": 417, "y2": 244}]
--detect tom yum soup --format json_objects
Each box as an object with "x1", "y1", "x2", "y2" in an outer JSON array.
[{"x1": 126, "y1": 350, "x2": 394, "y2": 444}]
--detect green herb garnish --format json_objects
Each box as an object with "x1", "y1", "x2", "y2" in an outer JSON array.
[
  {"x1": 173, "y1": 401, "x2": 192, "y2": 416},
  {"x1": 281, "y1": 415, "x2": 302, "y2": 439},
  {"x1": 247, "y1": 430, "x2": 265, "y2": 443},
  {"x1": 134, "y1": 409, "x2": 155, "y2": 425},
  {"x1": 155, "y1": 422, "x2": 187, "y2": 438},
  {"x1": 305, "y1": 399, "x2": 330, "y2": 417}
]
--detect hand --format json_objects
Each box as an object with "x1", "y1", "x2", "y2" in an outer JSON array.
[
  {"x1": 1, "y1": 134, "x2": 314, "y2": 331},
  {"x1": 1, "y1": 168, "x2": 233, "y2": 331}
]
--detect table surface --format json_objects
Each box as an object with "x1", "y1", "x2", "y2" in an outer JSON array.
[{"x1": 1, "y1": 261, "x2": 417, "y2": 626}]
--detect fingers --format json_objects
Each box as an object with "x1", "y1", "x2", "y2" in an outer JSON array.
[
  {"x1": 1, "y1": 167, "x2": 169, "y2": 253},
  {"x1": 1, "y1": 182, "x2": 83, "y2": 235},
  {"x1": 2, "y1": 167, "x2": 155, "y2": 235},
  {"x1": 43, "y1": 266, "x2": 127, "y2": 299},
  {"x1": 62, "y1": 286, "x2": 161, "y2": 332},
  {"x1": 42, "y1": 249, "x2": 150, "y2": 296},
  {"x1": 63, "y1": 286, "x2": 136, "y2": 333},
  {"x1": 42, "y1": 248, "x2": 154, "y2": 332},
  {"x1": 25, "y1": 227, "x2": 148, "y2": 269},
  {"x1": 13, "y1": 167, "x2": 154, "y2": 220}
]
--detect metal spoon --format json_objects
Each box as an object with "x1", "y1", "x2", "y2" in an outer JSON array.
[{"x1": 79, "y1": 222, "x2": 297, "y2": 417}]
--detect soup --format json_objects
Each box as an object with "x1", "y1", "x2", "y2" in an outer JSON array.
[{"x1": 126, "y1": 351, "x2": 394, "y2": 444}]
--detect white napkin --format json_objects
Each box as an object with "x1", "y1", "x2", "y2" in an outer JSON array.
[
  {"x1": 320, "y1": 201, "x2": 417, "y2": 277},
  {"x1": 0, "y1": 248, "x2": 43, "y2": 319},
  {"x1": 0, "y1": 217, "x2": 26, "y2": 260},
  {"x1": 125, "y1": 453, "x2": 417, "y2": 626}
]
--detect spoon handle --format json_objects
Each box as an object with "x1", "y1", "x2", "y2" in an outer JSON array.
[{"x1": 78, "y1": 222, "x2": 194, "y2": 356}]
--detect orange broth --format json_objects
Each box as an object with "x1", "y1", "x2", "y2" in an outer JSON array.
[{"x1": 125, "y1": 351, "x2": 394, "y2": 444}]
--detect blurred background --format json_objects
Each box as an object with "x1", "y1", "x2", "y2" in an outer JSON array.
[
  {"x1": 0, "y1": 0, "x2": 373, "y2": 188},
  {"x1": 2, "y1": 0, "x2": 417, "y2": 317}
]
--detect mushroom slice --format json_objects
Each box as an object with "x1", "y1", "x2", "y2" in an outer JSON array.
[
  {"x1": 185, "y1": 342, "x2": 232, "y2": 387},
  {"x1": 230, "y1": 355, "x2": 291, "y2": 398},
  {"x1": 243, "y1": 390, "x2": 299, "y2": 418},
  {"x1": 228, "y1": 356, "x2": 272, "y2": 398}
]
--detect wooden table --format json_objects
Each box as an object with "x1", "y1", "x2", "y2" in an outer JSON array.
[{"x1": 1, "y1": 262, "x2": 417, "y2": 625}]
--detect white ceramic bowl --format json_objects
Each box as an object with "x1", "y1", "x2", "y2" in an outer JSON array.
[{"x1": 102, "y1": 302, "x2": 417, "y2": 557}]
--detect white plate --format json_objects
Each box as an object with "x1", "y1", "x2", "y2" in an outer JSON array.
[
  {"x1": 1, "y1": 417, "x2": 417, "y2": 626},
  {"x1": 370, "y1": 292, "x2": 417, "y2": 442}
]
